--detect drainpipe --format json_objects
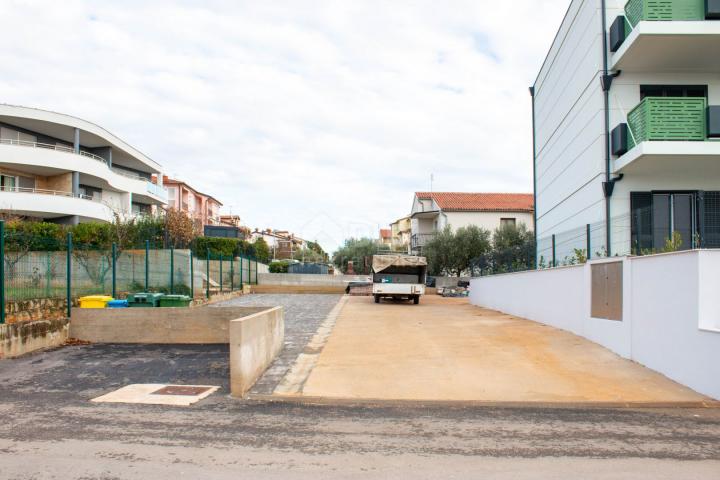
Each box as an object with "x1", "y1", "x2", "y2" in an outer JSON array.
[
  {"x1": 601, "y1": 0, "x2": 612, "y2": 256},
  {"x1": 529, "y1": 86, "x2": 538, "y2": 266}
]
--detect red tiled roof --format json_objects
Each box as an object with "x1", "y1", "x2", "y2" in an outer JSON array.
[
  {"x1": 415, "y1": 192, "x2": 534, "y2": 213},
  {"x1": 379, "y1": 228, "x2": 392, "y2": 239}
]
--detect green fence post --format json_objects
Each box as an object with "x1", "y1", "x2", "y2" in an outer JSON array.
[
  {"x1": 230, "y1": 257, "x2": 234, "y2": 291},
  {"x1": 219, "y1": 254, "x2": 223, "y2": 293},
  {"x1": 551, "y1": 234, "x2": 556, "y2": 268},
  {"x1": 255, "y1": 258, "x2": 258, "y2": 285},
  {"x1": 145, "y1": 239, "x2": 149, "y2": 291},
  {"x1": 0, "y1": 220, "x2": 4, "y2": 325},
  {"x1": 586, "y1": 224, "x2": 592, "y2": 260},
  {"x1": 66, "y1": 232, "x2": 72, "y2": 318},
  {"x1": 240, "y1": 256, "x2": 244, "y2": 289},
  {"x1": 170, "y1": 246, "x2": 175, "y2": 294},
  {"x1": 206, "y1": 250, "x2": 210, "y2": 299},
  {"x1": 190, "y1": 251, "x2": 194, "y2": 298},
  {"x1": 111, "y1": 242, "x2": 117, "y2": 298}
]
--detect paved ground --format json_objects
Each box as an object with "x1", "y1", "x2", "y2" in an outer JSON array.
[
  {"x1": 301, "y1": 295, "x2": 709, "y2": 403},
  {"x1": 214, "y1": 293, "x2": 341, "y2": 394},
  {"x1": 1, "y1": 293, "x2": 719, "y2": 478}
]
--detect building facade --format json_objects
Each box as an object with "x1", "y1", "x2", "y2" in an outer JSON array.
[
  {"x1": 379, "y1": 228, "x2": 392, "y2": 248},
  {"x1": 532, "y1": 0, "x2": 720, "y2": 263},
  {"x1": 0, "y1": 104, "x2": 166, "y2": 224},
  {"x1": 250, "y1": 229, "x2": 307, "y2": 260},
  {"x1": 163, "y1": 176, "x2": 222, "y2": 228},
  {"x1": 409, "y1": 192, "x2": 534, "y2": 254},
  {"x1": 389, "y1": 216, "x2": 412, "y2": 252}
]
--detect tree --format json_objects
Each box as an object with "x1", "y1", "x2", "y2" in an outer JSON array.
[
  {"x1": 165, "y1": 208, "x2": 196, "y2": 248},
  {"x1": 332, "y1": 237, "x2": 379, "y2": 274},
  {"x1": 253, "y1": 238, "x2": 271, "y2": 263},
  {"x1": 423, "y1": 225, "x2": 491, "y2": 276},
  {"x1": 488, "y1": 223, "x2": 535, "y2": 274}
]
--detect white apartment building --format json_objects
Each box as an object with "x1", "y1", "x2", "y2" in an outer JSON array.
[
  {"x1": 409, "y1": 192, "x2": 534, "y2": 254},
  {"x1": 0, "y1": 104, "x2": 167, "y2": 224},
  {"x1": 532, "y1": 0, "x2": 720, "y2": 263}
]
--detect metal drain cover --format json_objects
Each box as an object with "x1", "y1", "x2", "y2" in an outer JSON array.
[{"x1": 151, "y1": 385, "x2": 213, "y2": 396}]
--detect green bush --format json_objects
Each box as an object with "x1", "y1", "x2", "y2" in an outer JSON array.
[
  {"x1": 269, "y1": 260, "x2": 289, "y2": 273},
  {"x1": 192, "y1": 237, "x2": 238, "y2": 258}
]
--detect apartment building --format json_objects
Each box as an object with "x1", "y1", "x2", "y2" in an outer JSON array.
[
  {"x1": 532, "y1": 0, "x2": 720, "y2": 261},
  {"x1": 0, "y1": 104, "x2": 166, "y2": 223},
  {"x1": 163, "y1": 176, "x2": 222, "y2": 228},
  {"x1": 379, "y1": 228, "x2": 392, "y2": 248},
  {"x1": 409, "y1": 192, "x2": 534, "y2": 254},
  {"x1": 389, "y1": 215, "x2": 412, "y2": 252},
  {"x1": 250, "y1": 229, "x2": 307, "y2": 260}
]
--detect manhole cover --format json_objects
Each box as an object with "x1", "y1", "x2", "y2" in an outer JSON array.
[{"x1": 151, "y1": 385, "x2": 212, "y2": 396}]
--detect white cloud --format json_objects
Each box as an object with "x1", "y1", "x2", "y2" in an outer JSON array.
[{"x1": 0, "y1": 0, "x2": 569, "y2": 252}]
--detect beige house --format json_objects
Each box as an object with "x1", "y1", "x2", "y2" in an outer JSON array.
[
  {"x1": 410, "y1": 192, "x2": 534, "y2": 254},
  {"x1": 389, "y1": 215, "x2": 412, "y2": 252}
]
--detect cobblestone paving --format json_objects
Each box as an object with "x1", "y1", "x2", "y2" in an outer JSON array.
[{"x1": 214, "y1": 294, "x2": 342, "y2": 394}]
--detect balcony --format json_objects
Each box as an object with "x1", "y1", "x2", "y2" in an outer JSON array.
[
  {"x1": 0, "y1": 187, "x2": 113, "y2": 222},
  {"x1": 411, "y1": 233, "x2": 436, "y2": 250},
  {"x1": 610, "y1": 0, "x2": 720, "y2": 72},
  {"x1": 613, "y1": 97, "x2": 720, "y2": 174}
]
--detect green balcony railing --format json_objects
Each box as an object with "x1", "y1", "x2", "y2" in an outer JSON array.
[
  {"x1": 627, "y1": 97, "x2": 707, "y2": 148},
  {"x1": 625, "y1": 0, "x2": 705, "y2": 28}
]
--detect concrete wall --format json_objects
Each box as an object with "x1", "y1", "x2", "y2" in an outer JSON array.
[
  {"x1": 70, "y1": 306, "x2": 268, "y2": 344},
  {"x1": 0, "y1": 318, "x2": 69, "y2": 359},
  {"x1": 470, "y1": 250, "x2": 720, "y2": 399},
  {"x1": 256, "y1": 273, "x2": 370, "y2": 293},
  {"x1": 229, "y1": 306, "x2": 284, "y2": 397}
]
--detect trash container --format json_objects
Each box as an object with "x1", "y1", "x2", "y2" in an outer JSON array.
[
  {"x1": 78, "y1": 295, "x2": 113, "y2": 308},
  {"x1": 126, "y1": 292, "x2": 164, "y2": 308},
  {"x1": 107, "y1": 299, "x2": 129, "y2": 308},
  {"x1": 158, "y1": 295, "x2": 192, "y2": 308}
]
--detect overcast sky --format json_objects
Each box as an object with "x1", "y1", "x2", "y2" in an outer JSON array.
[{"x1": 1, "y1": 0, "x2": 568, "y2": 252}]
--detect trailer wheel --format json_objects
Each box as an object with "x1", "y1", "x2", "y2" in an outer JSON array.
[
  {"x1": 413, "y1": 295, "x2": 420, "y2": 305},
  {"x1": 374, "y1": 295, "x2": 380, "y2": 304}
]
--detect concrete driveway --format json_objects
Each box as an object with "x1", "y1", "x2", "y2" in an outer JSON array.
[{"x1": 297, "y1": 295, "x2": 710, "y2": 404}]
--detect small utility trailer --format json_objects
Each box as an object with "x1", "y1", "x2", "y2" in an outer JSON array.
[{"x1": 371, "y1": 254, "x2": 427, "y2": 305}]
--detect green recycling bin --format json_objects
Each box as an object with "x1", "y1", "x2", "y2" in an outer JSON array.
[
  {"x1": 127, "y1": 292, "x2": 164, "y2": 307},
  {"x1": 158, "y1": 294, "x2": 192, "y2": 308}
]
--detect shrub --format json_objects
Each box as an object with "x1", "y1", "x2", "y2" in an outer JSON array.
[
  {"x1": 192, "y1": 237, "x2": 238, "y2": 258},
  {"x1": 269, "y1": 260, "x2": 290, "y2": 273}
]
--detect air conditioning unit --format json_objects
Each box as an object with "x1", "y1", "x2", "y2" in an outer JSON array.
[
  {"x1": 610, "y1": 16, "x2": 626, "y2": 52},
  {"x1": 611, "y1": 124, "x2": 629, "y2": 156},
  {"x1": 707, "y1": 0, "x2": 720, "y2": 19}
]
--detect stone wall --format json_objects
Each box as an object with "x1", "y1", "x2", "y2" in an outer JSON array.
[{"x1": 0, "y1": 318, "x2": 69, "y2": 359}]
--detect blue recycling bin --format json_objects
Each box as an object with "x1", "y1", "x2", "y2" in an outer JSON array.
[{"x1": 107, "y1": 299, "x2": 129, "y2": 308}]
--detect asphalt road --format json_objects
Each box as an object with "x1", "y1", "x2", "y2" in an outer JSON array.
[{"x1": 0, "y1": 294, "x2": 719, "y2": 479}]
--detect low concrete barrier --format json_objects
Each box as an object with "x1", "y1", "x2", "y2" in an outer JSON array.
[
  {"x1": 255, "y1": 273, "x2": 370, "y2": 294},
  {"x1": 0, "y1": 318, "x2": 70, "y2": 359},
  {"x1": 229, "y1": 306, "x2": 284, "y2": 397},
  {"x1": 70, "y1": 306, "x2": 268, "y2": 344}
]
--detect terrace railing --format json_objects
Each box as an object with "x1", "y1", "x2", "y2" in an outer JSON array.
[
  {"x1": 625, "y1": 0, "x2": 705, "y2": 28},
  {"x1": 627, "y1": 96, "x2": 707, "y2": 148},
  {"x1": 0, "y1": 186, "x2": 93, "y2": 200}
]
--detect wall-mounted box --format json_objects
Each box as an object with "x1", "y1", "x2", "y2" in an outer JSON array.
[
  {"x1": 610, "y1": 16, "x2": 626, "y2": 52},
  {"x1": 708, "y1": 106, "x2": 720, "y2": 137},
  {"x1": 612, "y1": 123, "x2": 629, "y2": 156},
  {"x1": 707, "y1": 0, "x2": 720, "y2": 19}
]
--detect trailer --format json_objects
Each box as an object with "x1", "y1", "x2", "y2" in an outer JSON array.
[{"x1": 371, "y1": 254, "x2": 427, "y2": 305}]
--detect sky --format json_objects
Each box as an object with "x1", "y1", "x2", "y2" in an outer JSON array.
[{"x1": 0, "y1": 0, "x2": 569, "y2": 253}]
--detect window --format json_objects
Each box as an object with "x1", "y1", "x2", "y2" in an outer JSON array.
[
  {"x1": 0, "y1": 174, "x2": 17, "y2": 191},
  {"x1": 500, "y1": 218, "x2": 516, "y2": 228},
  {"x1": 640, "y1": 85, "x2": 707, "y2": 99},
  {"x1": 0, "y1": 126, "x2": 36, "y2": 144},
  {"x1": 79, "y1": 184, "x2": 102, "y2": 201},
  {"x1": 166, "y1": 187, "x2": 177, "y2": 208},
  {"x1": 631, "y1": 191, "x2": 703, "y2": 252}
]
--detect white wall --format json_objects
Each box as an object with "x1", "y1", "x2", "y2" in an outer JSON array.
[
  {"x1": 470, "y1": 250, "x2": 720, "y2": 399},
  {"x1": 445, "y1": 211, "x2": 534, "y2": 233}
]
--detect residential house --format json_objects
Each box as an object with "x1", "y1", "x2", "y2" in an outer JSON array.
[
  {"x1": 410, "y1": 192, "x2": 534, "y2": 254},
  {"x1": 531, "y1": 0, "x2": 720, "y2": 262},
  {"x1": 379, "y1": 228, "x2": 392, "y2": 248},
  {"x1": 163, "y1": 176, "x2": 222, "y2": 229},
  {"x1": 389, "y1": 215, "x2": 411, "y2": 252},
  {"x1": 0, "y1": 104, "x2": 166, "y2": 224},
  {"x1": 250, "y1": 228, "x2": 307, "y2": 260}
]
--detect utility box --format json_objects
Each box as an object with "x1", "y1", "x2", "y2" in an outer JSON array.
[
  {"x1": 611, "y1": 123, "x2": 629, "y2": 156},
  {"x1": 708, "y1": 105, "x2": 720, "y2": 137},
  {"x1": 127, "y1": 292, "x2": 164, "y2": 308},
  {"x1": 158, "y1": 295, "x2": 192, "y2": 308},
  {"x1": 610, "y1": 16, "x2": 626, "y2": 52}
]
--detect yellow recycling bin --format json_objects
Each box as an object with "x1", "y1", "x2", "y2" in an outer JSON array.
[{"x1": 78, "y1": 295, "x2": 113, "y2": 308}]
